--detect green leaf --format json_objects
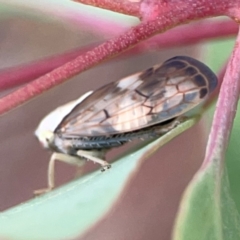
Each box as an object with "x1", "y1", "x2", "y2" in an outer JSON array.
[
  {"x1": 173, "y1": 105, "x2": 240, "y2": 240},
  {"x1": 173, "y1": 161, "x2": 240, "y2": 240},
  {"x1": 226, "y1": 103, "x2": 240, "y2": 213},
  {"x1": 173, "y1": 111, "x2": 240, "y2": 240},
  {"x1": 0, "y1": 118, "x2": 197, "y2": 240}
]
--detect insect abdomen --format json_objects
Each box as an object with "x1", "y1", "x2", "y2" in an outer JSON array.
[{"x1": 56, "y1": 118, "x2": 179, "y2": 151}]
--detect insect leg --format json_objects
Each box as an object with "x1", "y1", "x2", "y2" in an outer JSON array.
[
  {"x1": 76, "y1": 150, "x2": 111, "y2": 171},
  {"x1": 34, "y1": 152, "x2": 84, "y2": 195}
]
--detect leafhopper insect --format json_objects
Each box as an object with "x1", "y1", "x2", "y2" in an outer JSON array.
[{"x1": 35, "y1": 56, "x2": 218, "y2": 194}]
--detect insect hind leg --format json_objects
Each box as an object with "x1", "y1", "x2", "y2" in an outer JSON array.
[{"x1": 77, "y1": 150, "x2": 111, "y2": 171}]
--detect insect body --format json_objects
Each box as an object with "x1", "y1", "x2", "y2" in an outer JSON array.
[{"x1": 35, "y1": 56, "x2": 218, "y2": 194}]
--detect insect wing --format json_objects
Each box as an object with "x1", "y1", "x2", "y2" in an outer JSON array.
[{"x1": 56, "y1": 56, "x2": 217, "y2": 137}]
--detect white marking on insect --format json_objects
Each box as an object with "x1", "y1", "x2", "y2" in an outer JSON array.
[
  {"x1": 34, "y1": 56, "x2": 218, "y2": 194},
  {"x1": 35, "y1": 91, "x2": 92, "y2": 149}
]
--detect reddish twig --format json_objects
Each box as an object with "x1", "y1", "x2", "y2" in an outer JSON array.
[
  {"x1": 75, "y1": 0, "x2": 238, "y2": 21},
  {"x1": 0, "y1": 1, "x2": 238, "y2": 115},
  {"x1": 202, "y1": 26, "x2": 240, "y2": 169},
  {"x1": 0, "y1": 20, "x2": 236, "y2": 91}
]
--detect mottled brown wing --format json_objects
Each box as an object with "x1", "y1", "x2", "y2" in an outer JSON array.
[{"x1": 56, "y1": 56, "x2": 217, "y2": 137}]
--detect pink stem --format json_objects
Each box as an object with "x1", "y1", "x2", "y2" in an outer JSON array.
[
  {"x1": 202, "y1": 26, "x2": 240, "y2": 168},
  {"x1": 75, "y1": 0, "x2": 238, "y2": 21},
  {"x1": 0, "y1": 1, "x2": 236, "y2": 115},
  {"x1": 0, "y1": 20, "x2": 236, "y2": 92}
]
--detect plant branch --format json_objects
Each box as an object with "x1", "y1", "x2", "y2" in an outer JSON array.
[
  {"x1": 0, "y1": 3, "x2": 236, "y2": 115},
  {"x1": 202, "y1": 26, "x2": 240, "y2": 169},
  {"x1": 0, "y1": 20, "x2": 236, "y2": 91},
  {"x1": 74, "y1": 0, "x2": 239, "y2": 20}
]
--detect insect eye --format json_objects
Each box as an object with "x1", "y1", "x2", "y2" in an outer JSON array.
[
  {"x1": 45, "y1": 132, "x2": 54, "y2": 142},
  {"x1": 36, "y1": 131, "x2": 54, "y2": 149}
]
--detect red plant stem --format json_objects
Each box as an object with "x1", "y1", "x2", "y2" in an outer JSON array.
[
  {"x1": 0, "y1": 44, "x2": 96, "y2": 91},
  {"x1": 73, "y1": 0, "x2": 141, "y2": 17},
  {"x1": 0, "y1": 20, "x2": 236, "y2": 91},
  {"x1": 75, "y1": 0, "x2": 238, "y2": 20},
  {"x1": 202, "y1": 26, "x2": 240, "y2": 169},
  {"x1": 0, "y1": 1, "x2": 237, "y2": 115}
]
